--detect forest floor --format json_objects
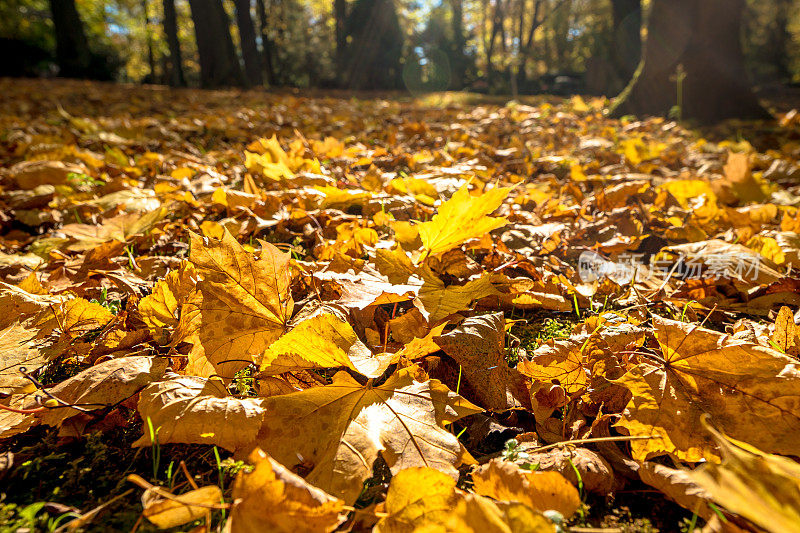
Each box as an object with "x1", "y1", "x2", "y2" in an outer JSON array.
[{"x1": 1, "y1": 78, "x2": 800, "y2": 532}]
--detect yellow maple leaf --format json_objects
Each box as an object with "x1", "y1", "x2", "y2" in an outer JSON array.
[
  {"x1": 188, "y1": 229, "x2": 293, "y2": 377},
  {"x1": 614, "y1": 316, "x2": 800, "y2": 462},
  {"x1": 228, "y1": 448, "x2": 346, "y2": 533},
  {"x1": 374, "y1": 467, "x2": 554, "y2": 533},
  {"x1": 688, "y1": 422, "x2": 800, "y2": 533},
  {"x1": 472, "y1": 458, "x2": 581, "y2": 519},
  {"x1": 416, "y1": 184, "x2": 510, "y2": 260},
  {"x1": 259, "y1": 313, "x2": 358, "y2": 372},
  {"x1": 139, "y1": 261, "x2": 197, "y2": 343},
  {"x1": 254, "y1": 366, "x2": 481, "y2": 503},
  {"x1": 133, "y1": 373, "x2": 266, "y2": 453}
]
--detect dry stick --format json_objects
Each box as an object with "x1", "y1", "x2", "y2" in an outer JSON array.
[
  {"x1": 180, "y1": 460, "x2": 200, "y2": 490},
  {"x1": 0, "y1": 402, "x2": 46, "y2": 414},
  {"x1": 55, "y1": 488, "x2": 135, "y2": 533},
  {"x1": 527, "y1": 434, "x2": 658, "y2": 455}
]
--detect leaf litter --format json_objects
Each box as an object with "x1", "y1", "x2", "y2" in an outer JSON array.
[{"x1": 1, "y1": 79, "x2": 800, "y2": 531}]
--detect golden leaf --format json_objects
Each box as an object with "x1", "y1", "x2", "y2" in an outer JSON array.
[
  {"x1": 615, "y1": 316, "x2": 800, "y2": 462},
  {"x1": 374, "y1": 467, "x2": 554, "y2": 533},
  {"x1": 143, "y1": 485, "x2": 222, "y2": 529},
  {"x1": 139, "y1": 262, "x2": 198, "y2": 343},
  {"x1": 254, "y1": 366, "x2": 481, "y2": 503},
  {"x1": 0, "y1": 323, "x2": 44, "y2": 394},
  {"x1": 771, "y1": 306, "x2": 800, "y2": 357},
  {"x1": 133, "y1": 373, "x2": 266, "y2": 453},
  {"x1": 472, "y1": 459, "x2": 581, "y2": 518},
  {"x1": 59, "y1": 208, "x2": 167, "y2": 251},
  {"x1": 188, "y1": 229, "x2": 293, "y2": 377},
  {"x1": 227, "y1": 448, "x2": 346, "y2": 533},
  {"x1": 260, "y1": 312, "x2": 393, "y2": 378},
  {"x1": 418, "y1": 269, "x2": 504, "y2": 323},
  {"x1": 688, "y1": 423, "x2": 800, "y2": 533},
  {"x1": 416, "y1": 184, "x2": 510, "y2": 259}
]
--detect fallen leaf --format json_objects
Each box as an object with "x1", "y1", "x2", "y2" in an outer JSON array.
[
  {"x1": 416, "y1": 184, "x2": 510, "y2": 259},
  {"x1": 227, "y1": 448, "x2": 346, "y2": 533},
  {"x1": 688, "y1": 422, "x2": 800, "y2": 533},
  {"x1": 374, "y1": 467, "x2": 554, "y2": 533},
  {"x1": 37, "y1": 356, "x2": 169, "y2": 427},
  {"x1": 0, "y1": 323, "x2": 44, "y2": 394},
  {"x1": 434, "y1": 313, "x2": 530, "y2": 410},
  {"x1": 615, "y1": 316, "x2": 800, "y2": 461},
  {"x1": 143, "y1": 485, "x2": 222, "y2": 529},
  {"x1": 133, "y1": 373, "x2": 266, "y2": 452},
  {"x1": 472, "y1": 458, "x2": 581, "y2": 518},
  {"x1": 188, "y1": 229, "x2": 293, "y2": 377},
  {"x1": 254, "y1": 366, "x2": 481, "y2": 503}
]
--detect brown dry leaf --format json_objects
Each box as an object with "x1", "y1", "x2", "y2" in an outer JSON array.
[
  {"x1": 434, "y1": 313, "x2": 531, "y2": 410},
  {"x1": 254, "y1": 365, "x2": 482, "y2": 503},
  {"x1": 659, "y1": 240, "x2": 783, "y2": 287},
  {"x1": 688, "y1": 423, "x2": 800, "y2": 533},
  {"x1": 0, "y1": 281, "x2": 66, "y2": 330},
  {"x1": 615, "y1": 316, "x2": 800, "y2": 462},
  {"x1": 416, "y1": 184, "x2": 510, "y2": 259},
  {"x1": 133, "y1": 373, "x2": 266, "y2": 453},
  {"x1": 517, "y1": 336, "x2": 590, "y2": 407},
  {"x1": 373, "y1": 467, "x2": 554, "y2": 533},
  {"x1": 0, "y1": 322, "x2": 44, "y2": 394},
  {"x1": 227, "y1": 448, "x2": 346, "y2": 533},
  {"x1": 722, "y1": 151, "x2": 766, "y2": 203},
  {"x1": 142, "y1": 485, "x2": 222, "y2": 529},
  {"x1": 59, "y1": 208, "x2": 167, "y2": 251},
  {"x1": 638, "y1": 461, "x2": 717, "y2": 522},
  {"x1": 188, "y1": 229, "x2": 293, "y2": 377},
  {"x1": 10, "y1": 160, "x2": 86, "y2": 189},
  {"x1": 522, "y1": 447, "x2": 615, "y2": 495},
  {"x1": 37, "y1": 356, "x2": 170, "y2": 427},
  {"x1": 771, "y1": 305, "x2": 799, "y2": 357},
  {"x1": 472, "y1": 458, "x2": 581, "y2": 519}
]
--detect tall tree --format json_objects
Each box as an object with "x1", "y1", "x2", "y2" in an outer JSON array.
[
  {"x1": 766, "y1": 0, "x2": 793, "y2": 80},
  {"x1": 344, "y1": 0, "x2": 403, "y2": 90},
  {"x1": 610, "y1": 0, "x2": 641, "y2": 87},
  {"x1": 48, "y1": 0, "x2": 91, "y2": 78},
  {"x1": 188, "y1": 0, "x2": 245, "y2": 88},
  {"x1": 612, "y1": 0, "x2": 770, "y2": 123},
  {"x1": 449, "y1": 0, "x2": 466, "y2": 88},
  {"x1": 335, "y1": 0, "x2": 347, "y2": 82},
  {"x1": 234, "y1": 0, "x2": 263, "y2": 86},
  {"x1": 255, "y1": 0, "x2": 276, "y2": 85},
  {"x1": 143, "y1": 0, "x2": 157, "y2": 82},
  {"x1": 163, "y1": 0, "x2": 186, "y2": 86}
]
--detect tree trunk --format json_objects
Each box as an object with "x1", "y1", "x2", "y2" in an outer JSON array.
[
  {"x1": 143, "y1": 0, "x2": 157, "y2": 83},
  {"x1": 188, "y1": 0, "x2": 245, "y2": 88},
  {"x1": 610, "y1": 0, "x2": 641, "y2": 86},
  {"x1": 768, "y1": 0, "x2": 792, "y2": 81},
  {"x1": 49, "y1": 0, "x2": 91, "y2": 78},
  {"x1": 449, "y1": 0, "x2": 466, "y2": 89},
  {"x1": 611, "y1": 0, "x2": 770, "y2": 124},
  {"x1": 163, "y1": 0, "x2": 186, "y2": 86},
  {"x1": 255, "y1": 0, "x2": 276, "y2": 85},
  {"x1": 335, "y1": 0, "x2": 347, "y2": 84},
  {"x1": 234, "y1": 0, "x2": 263, "y2": 86}
]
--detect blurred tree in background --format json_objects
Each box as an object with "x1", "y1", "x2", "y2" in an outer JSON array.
[{"x1": 0, "y1": 0, "x2": 797, "y2": 112}]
